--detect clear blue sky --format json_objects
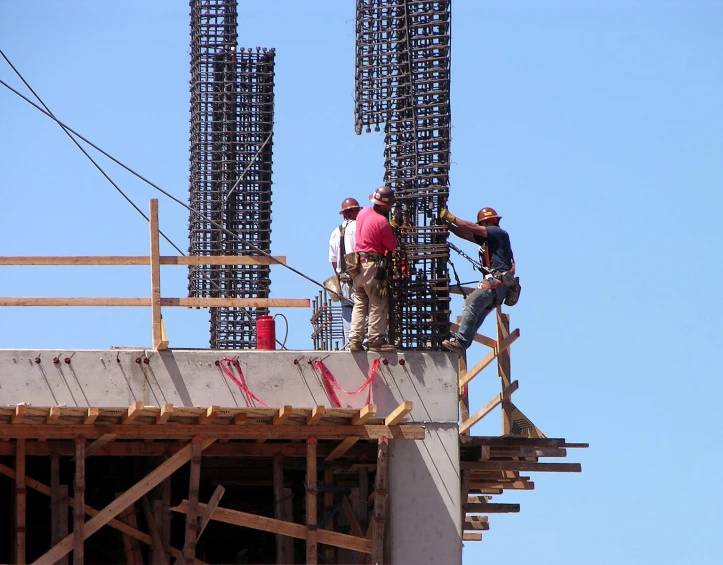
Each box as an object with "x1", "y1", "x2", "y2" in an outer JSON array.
[{"x1": 1, "y1": 1, "x2": 722, "y2": 564}]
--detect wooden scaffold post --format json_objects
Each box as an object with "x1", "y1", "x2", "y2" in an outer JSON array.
[
  {"x1": 73, "y1": 439, "x2": 85, "y2": 565},
  {"x1": 306, "y1": 436, "x2": 318, "y2": 565},
  {"x1": 372, "y1": 436, "x2": 389, "y2": 565}
]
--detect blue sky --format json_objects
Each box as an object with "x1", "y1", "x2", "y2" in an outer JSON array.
[{"x1": 1, "y1": 1, "x2": 722, "y2": 564}]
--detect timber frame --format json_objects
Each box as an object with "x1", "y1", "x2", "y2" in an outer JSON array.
[
  {"x1": 0, "y1": 403, "x2": 419, "y2": 564},
  {"x1": 451, "y1": 305, "x2": 588, "y2": 543}
]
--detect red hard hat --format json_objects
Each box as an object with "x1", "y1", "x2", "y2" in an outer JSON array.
[
  {"x1": 477, "y1": 207, "x2": 502, "y2": 223},
  {"x1": 340, "y1": 198, "x2": 361, "y2": 214},
  {"x1": 369, "y1": 186, "x2": 395, "y2": 207}
]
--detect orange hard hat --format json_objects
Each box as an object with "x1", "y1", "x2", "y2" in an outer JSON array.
[
  {"x1": 477, "y1": 207, "x2": 502, "y2": 223},
  {"x1": 340, "y1": 198, "x2": 361, "y2": 214},
  {"x1": 369, "y1": 186, "x2": 395, "y2": 207}
]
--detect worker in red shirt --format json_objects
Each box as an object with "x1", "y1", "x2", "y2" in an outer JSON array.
[{"x1": 348, "y1": 186, "x2": 398, "y2": 352}]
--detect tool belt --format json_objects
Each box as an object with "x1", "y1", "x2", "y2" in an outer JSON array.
[{"x1": 359, "y1": 252, "x2": 384, "y2": 263}]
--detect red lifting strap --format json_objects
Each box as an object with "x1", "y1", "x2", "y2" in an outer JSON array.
[
  {"x1": 314, "y1": 358, "x2": 379, "y2": 408},
  {"x1": 220, "y1": 357, "x2": 269, "y2": 408}
]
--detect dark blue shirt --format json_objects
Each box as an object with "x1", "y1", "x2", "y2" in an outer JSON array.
[{"x1": 474, "y1": 226, "x2": 514, "y2": 272}]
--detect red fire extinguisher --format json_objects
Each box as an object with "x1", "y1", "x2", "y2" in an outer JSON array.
[{"x1": 256, "y1": 315, "x2": 276, "y2": 350}]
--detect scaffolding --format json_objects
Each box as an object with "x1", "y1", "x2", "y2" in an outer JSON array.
[{"x1": 188, "y1": 0, "x2": 276, "y2": 349}]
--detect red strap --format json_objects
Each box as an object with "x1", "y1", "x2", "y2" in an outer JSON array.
[
  {"x1": 314, "y1": 358, "x2": 379, "y2": 408},
  {"x1": 220, "y1": 357, "x2": 269, "y2": 408}
]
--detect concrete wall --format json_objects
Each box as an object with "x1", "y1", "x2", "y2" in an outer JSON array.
[{"x1": 0, "y1": 348, "x2": 462, "y2": 564}]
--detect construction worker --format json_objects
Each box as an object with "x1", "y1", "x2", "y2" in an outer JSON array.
[
  {"x1": 329, "y1": 197, "x2": 362, "y2": 348},
  {"x1": 440, "y1": 206, "x2": 515, "y2": 357},
  {"x1": 348, "y1": 186, "x2": 398, "y2": 352}
]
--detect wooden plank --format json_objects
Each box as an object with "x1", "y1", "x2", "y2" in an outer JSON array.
[
  {"x1": 462, "y1": 533, "x2": 482, "y2": 541},
  {"x1": 12, "y1": 405, "x2": 27, "y2": 424},
  {"x1": 384, "y1": 401, "x2": 413, "y2": 426},
  {"x1": 459, "y1": 329, "x2": 520, "y2": 389},
  {"x1": 462, "y1": 461, "x2": 581, "y2": 473},
  {"x1": 83, "y1": 434, "x2": 117, "y2": 458},
  {"x1": 323, "y1": 469, "x2": 335, "y2": 563},
  {"x1": 47, "y1": 406, "x2": 62, "y2": 424},
  {"x1": 469, "y1": 481, "x2": 534, "y2": 491},
  {"x1": 197, "y1": 486, "x2": 225, "y2": 542},
  {"x1": 272, "y1": 406, "x2": 292, "y2": 425},
  {"x1": 122, "y1": 401, "x2": 145, "y2": 425},
  {"x1": 464, "y1": 516, "x2": 489, "y2": 531},
  {"x1": 458, "y1": 354, "x2": 470, "y2": 437},
  {"x1": 15, "y1": 439, "x2": 26, "y2": 564},
  {"x1": 83, "y1": 408, "x2": 99, "y2": 425},
  {"x1": 0, "y1": 424, "x2": 425, "y2": 441},
  {"x1": 372, "y1": 437, "x2": 389, "y2": 565},
  {"x1": 306, "y1": 438, "x2": 318, "y2": 565},
  {"x1": 306, "y1": 406, "x2": 325, "y2": 426},
  {"x1": 182, "y1": 438, "x2": 203, "y2": 564},
  {"x1": 30, "y1": 438, "x2": 217, "y2": 565},
  {"x1": 156, "y1": 404, "x2": 174, "y2": 425},
  {"x1": 325, "y1": 437, "x2": 359, "y2": 462},
  {"x1": 273, "y1": 455, "x2": 288, "y2": 565},
  {"x1": 459, "y1": 395, "x2": 503, "y2": 436},
  {"x1": 73, "y1": 439, "x2": 85, "y2": 565},
  {"x1": 351, "y1": 405, "x2": 376, "y2": 426},
  {"x1": 172, "y1": 500, "x2": 372, "y2": 554},
  {"x1": 450, "y1": 323, "x2": 496, "y2": 349},
  {"x1": 0, "y1": 297, "x2": 311, "y2": 308},
  {"x1": 198, "y1": 406, "x2": 220, "y2": 425},
  {"x1": 341, "y1": 496, "x2": 364, "y2": 538},
  {"x1": 497, "y1": 311, "x2": 513, "y2": 434},
  {"x1": 141, "y1": 497, "x2": 169, "y2": 565},
  {"x1": 0, "y1": 256, "x2": 287, "y2": 266},
  {"x1": 465, "y1": 502, "x2": 520, "y2": 514},
  {"x1": 233, "y1": 413, "x2": 247, "y2": 425},
  {"x1": 50, "y1": 454, "x2": 69, "y2": 565},
  {"x1": 121, "y1": 504, "x2": 144, "y2": 565},
  {"x1": 149, "y1": 199, "x2": 166, "y2": 350},
  {"x1": 0, "y1": 463, "x2": 190, "y2": 562}
]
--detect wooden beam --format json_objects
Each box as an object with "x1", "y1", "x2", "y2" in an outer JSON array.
[
  {"x1": 233, "y1": 413, "x2": 247, "y2": 425},
  {"x1": 0, "y1": 424, "x2": 425, "y2": 442},
  {"x1": 459, "y1": 353, "x2": 470, "y2": 437},
  {"x1": 83, "y1": 434, "x2": 117, "y2": 458},
  {"x1": 341, "y1": 496, "x2": 364, "y2": 538},
  {"x1": 450, "y1": 323, "x2": 496, "y2": 349},
  {"x1": 459, "y1": 383, "x2": 518, "y2": 435},
  {"x1": 468, "y1": 481, "x2": 534, "y2": 491},
  {"x1": 306, "y1": 438, "x2": 318, "y2": 565},
  {"x1": 50, "y1": 455, "x2": 69, "y2": 565},
  {"x1": 12, "y1": 405, "x2": 27, "y2": 424},
  {"x1": 462, "y1": 533, "x2": 482, "y2": 541},
  {"x1": 465, "y1": 502, "x2": 520, "y2": 514},
  {"x1": 171, "y1": 501, "x2": 372, "y2": 554},
  {"x1": 273, "y1": 456, "x2": 288, "y2": 565},
  {"x1": 182, "y1": 438, "x2": 203, "y2": 564},
  {"x1": 325, "y1": 437, "x2": 359, "y2": 462},
  {"x1": 459, "y1": 328, "x2": 520, "y2": 389},
  {"x1": 197, "y1": 486, "x2": 225, "y2": 542},
  {"x1": 323, "y1": 469, "x2": 335, "y2": 563},
  {"x1": 122, "y1": 401, "x2": 145, "y2": 424},
  {"x1": 148, "y1": 199, "x2": 166, "y2": 350},
  {"x1": 0, "y1": 463, "x2": 190, "y2": 561},
  {"x1": 141, "y1": 497, "x2": 169, "y2": 565},
  {"x1": 198, "y1": 406, "x2": 220, "y2": 425},
  {"x1": 0, "y1": 297, "x2": 310, "y2": 308},
  {"x1": 306, "y1": 406, "x2": 325, "y2": 425},
  {"x1": 372, "y1": 437, "x2": 389, "y2": 565},
  {"x1": 15, "y1": 439, "x2": 26, "y2": 564},
  {"x1": 272, "y1": 406, "x2": 292, "y2": 425},
  {"x1": 30, "y1": 438, "x2": 216, "y2": 565},
  {"x1": 83, "y1": 408, "x2": 99, "y2": 425},
  {"x1": 73, "y1": 439, "x2": 86, "y2": 565},
  {"x1": 462, "y1": 461, "x2": 581, "y2": 473},
  {"x1": 156, "y1": 404, "x2": 174, "y2": 425},
  {"x1": 47, "y1": 406, "x2": 62, "y2": 424},
  {"x1": 384, "y1": 401, "x2": 413, "y2": 426},
  {"x1": 351, "y1": 404, "x2": 376, "y2": 426},
  {"x1": 497, "y1": 310, "x2": 514, "y2": 434},
  {"x1": 464, "y1": 516, "x2": 489, "y2": 531},
  {"x1": 0, "y1": 255, "x2": 287, "y2": 266}
]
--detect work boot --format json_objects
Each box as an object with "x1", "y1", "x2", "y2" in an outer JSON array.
[
  {"x1": 349, "y1": 341, "x2": 363, "y2": 352},
  {"x1": 442, "y1": 338, "x2": 466, "y2": 357}
]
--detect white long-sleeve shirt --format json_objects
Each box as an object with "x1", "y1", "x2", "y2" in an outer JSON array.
[{"x1": 328, "y1": 219, "x2": 357, "y2": 275}]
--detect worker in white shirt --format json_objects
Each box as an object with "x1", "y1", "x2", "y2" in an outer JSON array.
[{"x1": 329, "y1": 198, "x2": 362, "y2": 348}]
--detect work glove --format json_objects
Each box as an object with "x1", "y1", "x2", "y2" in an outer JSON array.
[
  {"x1": 389, "y1": 216, "x2": 399, "y2": 230},
  {"x1": 439, "y1": 208, "x2": 456, "y2": 223}
]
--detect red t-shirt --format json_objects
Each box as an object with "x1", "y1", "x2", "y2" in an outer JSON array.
[{"x1": 354, "y1": 207, "x2": 398, "y2": 254}]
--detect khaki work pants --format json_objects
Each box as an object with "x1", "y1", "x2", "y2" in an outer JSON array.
[{"x1": 349, "y1": 261, "x2": 388, "y2": 347}]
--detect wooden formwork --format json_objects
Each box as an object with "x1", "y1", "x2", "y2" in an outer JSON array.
[{"x1": 0, "y1": 403, "x2": 419, "y2": 564}]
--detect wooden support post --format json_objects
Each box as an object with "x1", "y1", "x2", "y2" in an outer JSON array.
[
  {"x1": 31, "y1": 438, "x2": 216, "y2": 565},
  {"x1": 196, "y1": 485, "x2": 225, "y2": 542},
  {"x1": 142, "y1": 497, "x2": 169, "y2": 565},
  {"x1": 149, "y1": 199, "x2": 167, "y2": 350},
  {"x1": 372, "y1": 437, "x2": 389, "y2": 565},
  {"x1": 460, "y1": 470, "x2": 471, "y2": 536},
  {"x1": 73, "y1": 439, "x2": 85, "y2": 565},
  {"x1": 306, "y1": 437, "x2": 318, "y2": 565},
  {"x1": 15, "y1": 438, "x2": 26, "y2": 564},
  {"x1": 182, "y1": 437, "x2": 203, "y2": 564},
  {"x1": 458, "y1": 354, "x2": 470, "y2": 436},
  {"x1": 497, "y1": 309, "x2": 513, "y2": 435},
  {"x1": 273, "y1": 455, "x2": 288, "y2": 565},
  {"x1": 161, "y1": 478, "x2": 172, "y2": 560},
  {"x1": 357, "y1": 467, "x2": 369, "y2": 533},
  {"x1": 323, "y1": 469, "x2": 335, "y2": 563},
  {"x1": 51, "y1": 454, "x2": 69, "y2": 565},
  {"x1": 118, "y1": 505, "x2": 141, "y2": 565}
]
